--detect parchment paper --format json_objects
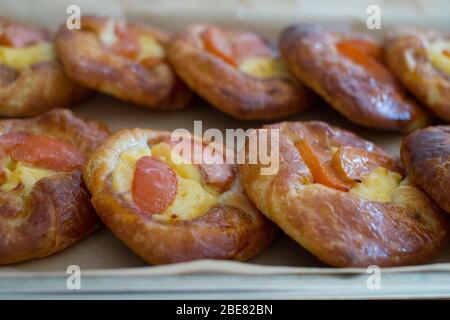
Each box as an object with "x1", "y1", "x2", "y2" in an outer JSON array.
[{"x1": 1, "y1": 0, "x2": 450, "y2": 278}]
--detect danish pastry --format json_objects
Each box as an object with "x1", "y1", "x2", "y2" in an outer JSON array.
[
  {"x1": 401, "y1": 125, "x2": 450, "y2": 214},
  {"x1": 0, "y1": 109, "x2": 110, "y2": 265},
  {"x1": 168, "y1": 25, "x2": 314, "y2": 120},
  {"x1": 55, "y1": 16, "x2": 192, "y2": 110},
  {"x1": 385, "y1": 28, "x2": 450, "y2": 121},
  {"x1": 83, "y1": 129, "x2": 277, "y2": 264},
  {"x1": 280, "y1": 25, "x2": 430, "y2": 132},
  {"x1": 0, "y1": 18, "x2": 89, "y2": 117},
  {"x1": 239, "y1": 121, "x2": 449, "y2": 267}
]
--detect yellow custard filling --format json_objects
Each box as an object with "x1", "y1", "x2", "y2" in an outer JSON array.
[
  {"x1": 428, "y1": 40, "x2": 450, "y2": 76},
  {"x1": 0, "y1": 42, "x2": 55, "y2": 70},
  {"x1": 239, "y1": 57, "x2": 287, "y2": 78},
  {"x1": 349, "y1": 167, "x2": 402, "y2": 202},
  {"x1": 112, "y1": 142, "x2": 218, "y2": 221},
  {"x1": 99, "y1": 20, "x2": 165, "y2": 61},
  {"x1": 112, "y1": 145, "x2": 151, "y2": 194},
  {"x1": 137, "y1": 34, "x2": 165, "y2": 61},
  {"x1": 0, "y1": 158, "x2": 56, "y2": 197}
]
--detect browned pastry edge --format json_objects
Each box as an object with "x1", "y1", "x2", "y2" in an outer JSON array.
[
  {"x1": 0, "y1": 109, "x2": 110, "y2": 265},
  {"x1": 280, "y1": 24, "x2": 430, "y2": 132},
  {"x1": 83, "y1": 128, "x2": 277, "y2": 265},
  {"x1": 55, "y1": 15, "x2": 192, "y2": 110},
  {"x1": 385, "y1": 28, "x2": 450, "y2": 122},
  {"x1": 168, "y1": 24, "x2": 315, "y2": 120},
  {"x1": 239, "y1": 121, "x2": 449, "y2": 267},
  {"x1": 401, "y1": 125, "x2": 450, "y2": 214},
  {"x1": 0, "y1": 17, "x2": 90, "y2": 117}
]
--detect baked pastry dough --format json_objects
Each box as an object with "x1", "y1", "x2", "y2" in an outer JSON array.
[
  {"x1": 385, "y1": 28, "x2": 450, "y2": 121},
  {"x1": 0, "y1": 109, "x2": 110, "y2": 265},
  {"x1": 239, "y1": 121, "x2": 449, "y2": 267},
  {"x1": 84, "y1": 129, "x2": 277, "y2": 264},
  {"x1": 401, "y1": 125, "x2": 450, "y2": 214},
  {"x1": 0, "y1": 18, "x2": 89, "y2": 117},
  {"x1": 280, "y1": 25, "x2": 430, "y2": 132},
  {"x1": 55, "y1": 16, "x2": 192, "y2": 110},
  {"x1": 168, "y1": 25, "x2": 315, "y2": 120}
]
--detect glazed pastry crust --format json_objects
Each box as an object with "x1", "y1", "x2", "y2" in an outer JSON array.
[
  {"x1": 0, "y1": 18, "x2": 89, "y2": 117},
  {"x1": 385, "y1": 28, "x2": 450, "y2": 121},
  {"x1": 239, "y1": 121, "x2": 449, "y2": 267},
  {"x1": 0, "y1": 109, "x2": 110, "y2": 265},
  {"x1": 280, "y1": 25, "x2": 429, "y2": 132},
  {"x1": 55, "y1": 16, "x2": 192, "y2": 110},
  {"x1": 401, "y1": 125, "x2": 450, "y2": 214},
  {"x1": 167, "y1": 25, "x2": 314, "y2": 120},
  {"x1": 83, "y1": 128, "x2": 277, "y2": 265}
]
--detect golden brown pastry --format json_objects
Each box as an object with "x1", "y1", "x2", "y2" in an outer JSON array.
[
  {"x1": 385, "y1": 28, "x2": 450, "y2": 121},
  {"x1": 280, "y1": 25, "x2": 430, "y2": 132},
  {"x1": 0, "y1": 18, "x2": 89, "y2": 117},
  {"x1": 0, "y1": 109, "x2": 110, "y2": 265},
  {"x1": 168, "y1": 25, "x2": 315, "y2": 120},
  {"x1": 239, "y1": 121, "x2": 449, "y2": 267},
  {"x1": 401, "y1": 125, "x2": 450, "y2": 214},
  {"x1": 84, "y1": 128, "x2": 277, "y2": 264},
  {"x1": 55, "y1": 15, "x2": 192, "y2": 110}
]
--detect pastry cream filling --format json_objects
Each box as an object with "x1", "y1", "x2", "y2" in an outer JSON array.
[
  {"x1": 99, "y1": 20, "x2": 165, "y2": 61},
  {"x1": 0, "y1": 42, "x2": 55, "y2": 70},
  {"x1": 428, "y1": 40, "x2": 450, "y2": 76},
  {"x1": 0, "y1": 158, "x2": 56, "y2": 197},
  {"x1": 137, "y1": 35, "x2": 165, "y2": 61},
  {"x1": 112, "y1": 145, "x2": 151, "y2": 194},
  {"x1": 238, "y1": 57, "x2": 287, "y2": 78},
  {"x1": 112, "y1": 142, "x2": 218, "y2": 221},
  {"x1": 349, "y1": 167, "x2": 402, "y2": 202}
]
